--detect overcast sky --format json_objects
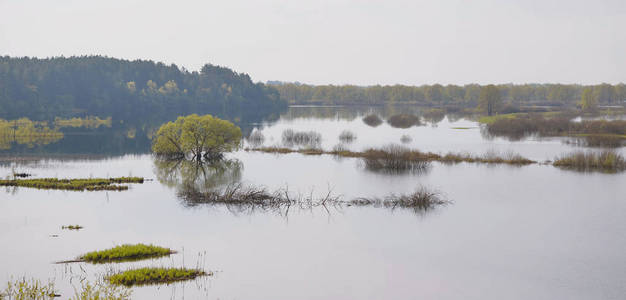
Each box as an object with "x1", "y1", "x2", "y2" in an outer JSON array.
[{"x1": 1, "y1": 0, "x2": 624, "y2": 85}]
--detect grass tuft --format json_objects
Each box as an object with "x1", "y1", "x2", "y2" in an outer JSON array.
[
  {"x1": 553, "y1": 150, "x2": 626, "y2": 172},
  {"x1": 1, "y1": 278, "x2": 58, "y2": 300},
  {"x1": 107, "y1": 268, "x2": 208, "y2": 286},
  {"x1": 79, "y1": 244, "x2": 174, "y2": 263}
]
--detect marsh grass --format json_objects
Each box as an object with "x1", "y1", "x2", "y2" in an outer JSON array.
[
  {"x1": 107, "y1": 268, "x2": 209, "y2": 287},
  {"x1": 387, "y1": 114, "x2": 421, "y2": 128},
  {"x1": 70, "y1": 281, "x2": 131, "y2": 300},
  {"x1": 361, "y1": 145, "x2": 432, "y2": 173},
  {"x1": 350, "y1": 186, "x2": 448, "y2": 211},
  {"x1": 246, "y1": 145, "x2": 535, "y2": 166},
  {"x1": 362, "y1": 114, "x2": 383, "y2": 127},
  {"x1": 2, "y1": 278, "x2": 58, "y2": 300},
  {"x1": 77, "y1": 244, "x2": 175, "y2": 263},
  {"x1": 0, "y1": 177, "x2": 144, "y2": 191},
  {"x1": 338, "y1": 130, "x2": 357, "y2": 143},
  {"x1": 553, "y1": 150, "x2": 626, "y2": 172},
  {"x1": 62, "y1": 225, "x2": 83, "y2": 230}
]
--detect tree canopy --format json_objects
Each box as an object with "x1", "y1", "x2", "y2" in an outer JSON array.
[
  {"x1": 478, "y1": 85, "x2": 502, "y2": 116},
  {"x1": 152, "y1": 114, "x2": 242, "y2": 161},
  {"x1": 0, "y1": 56, "x2": 286, "y2": 121}
]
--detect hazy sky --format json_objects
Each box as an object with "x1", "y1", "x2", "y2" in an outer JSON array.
[{"x1": 1, "y1": 0, "x2": 624, "y2": 85}]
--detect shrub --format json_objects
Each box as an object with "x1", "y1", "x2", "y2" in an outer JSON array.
[
  {"x1": 338, "y1": 130, "x2": 357, "y2": 143},
  {"x1": 281, "y1": 129, "x2": 322, "y2": 147},
  {"x1": 387, "y1": 114, "x2": 421, "y2": 128},
  {"x1": 246, "y1": 130, "x2": 265, "y2": 147},
  {"x1": 362, "y1": 114, "x2": 383, "y2": 127},
  {"x1": 400, "y1": 135, "x2": 412, "y2": 143},
  {"x1": 351, "y1": 186, "x2": 448, "y2": 211}
]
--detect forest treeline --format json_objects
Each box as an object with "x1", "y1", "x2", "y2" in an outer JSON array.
[
  {"x1": 0, "y1": 56, "x2": 286, "y2": 121},
  {"x1": 268, "y1": 82, "x2": 626, "y2": 107}
]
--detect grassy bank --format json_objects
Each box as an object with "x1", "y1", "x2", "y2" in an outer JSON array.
[
  {"x1": 0, "y1": 177, "x2": 144, "y2": 191},
  {"x1": 108, "y1": 268, "x2": 208, "y2": 286},
  {"x1": 78, "y1": 244, "x2": 174, "y2": 263}
]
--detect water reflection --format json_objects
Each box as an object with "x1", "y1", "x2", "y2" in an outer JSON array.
[{"x1": 153, "y1": 158, "x2": 243, "y2": 196}]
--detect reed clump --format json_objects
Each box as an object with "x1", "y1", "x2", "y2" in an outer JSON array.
[
  {"x1": 79, "y1": 244, "x2": 174, "y2": 263},
  {"x1": 362, "y1": 114, "x2": 383, "y2": 127},
  {"x1": 107, "y1": 268, "x2": 209, "y2": 286},
  {"x1": 350, "y1": 186, "x2": 448, "y2": 211},
  {"x1": 0, "y1": 177, "x2": 144, "y2": 191},
  {"x1": 387, "y1": 114, "x2": 421, "y2": 128},
  {"x1": 553, "y1": 150, "x2": 626, "y2": 172}
]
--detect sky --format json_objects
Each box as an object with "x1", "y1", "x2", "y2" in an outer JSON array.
[{"x1": 0, "y1": 0, "x2": 624, "y2": 85}]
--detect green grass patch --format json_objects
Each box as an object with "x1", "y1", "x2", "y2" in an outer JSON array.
[
  {"x1": 79, "y1": 244, "x2": 174, "y2": 263},
  {"x1": 0, "y1": 177, "x2": 144, "y2": 191},
  {"x1": 108, "y1": 268, "x2": 209, "y2": 286},
  {"x1": 62, "y1": 225, "x2": 83, "y2": 230}
]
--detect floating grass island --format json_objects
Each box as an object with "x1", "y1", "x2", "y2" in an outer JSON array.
[
  {"x1": 68, "y1": 244, "x2": 175, "y2": 264},
  {"x1": 108, "y1": 267, "x2": 209, "y2": 286},
  {"x1": 0, "y1": 177, "x2": 144, "y2": 191},
  {"x1": 61, "y1": 225, "x2": 83, "y2": 230}
]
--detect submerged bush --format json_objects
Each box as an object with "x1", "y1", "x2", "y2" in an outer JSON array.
[
  {"x1": 400, "y1": 135, "x2": 412, "y2": 144},
  {"x1": 281, "y1": 129, "x2": 322, "y2": 147},
  {"x1": 350, "y1": 186, "x2": 448, "y2": 211},
  {"x1": 387, "y1": 114, "x2": 421, "y2": 128},
  {"x1": 80, "y1": 244, "x2": 174, "y2": 263},
  {"x1": 553, "y1": 150, "x2": 626, "y2": 172},
  {"x1": 338, "y1": 130, "x2": 357, "y2": 143},
  {"x1": 246, "y1": 130, "x2": 265, "y2": 147},
  {"x1": 108, "y1": 268, "x2": 209, "y2": 286},
  {"x1": 362, "y1": 114, "x2": 383, "y2": 127},
  {"x1": 361, "y1": 144, "x2": 432, "y2": 173}
]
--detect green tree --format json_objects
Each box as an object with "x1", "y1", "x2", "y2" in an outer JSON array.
[
  {"x1": 581, "y1": 87, "x2": 598, "y2": 112},
  {"x1": 152, "y1": 114, "x2": 242, "y2": 161},
  {"x1": 478, "y1": 85, "x2": 501, "y2": 116}
]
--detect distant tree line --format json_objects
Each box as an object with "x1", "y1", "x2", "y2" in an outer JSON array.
[
  {"x1": 269, "y1": 82, "x2": 626, "y2": 107},
  {"x1": 0, "y1": 56, "x2": 286, "y2": 121}
]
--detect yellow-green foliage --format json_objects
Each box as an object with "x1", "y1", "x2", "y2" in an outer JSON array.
[
  {"x1": 0, "y1": 177, "x2": 144, "y2": 191},
  {"x1": 108, "y1": 268, "x2": 207, "y2": 286},
  {"x1": 69, "y1": 281, "x2": 131, "y2": 300},
  {"x1": 62, "y1": 225, "x2": 83, "y2": 230},
  {"x1": 54, "y1": 116, "x2": 112, "y2": 129},
  {"x1": 2, "y1": 278, "x2": 57, "y2": 300},
  {"x1": 81, "y1": 244, "x2": 173, "y2": 263},
  {"x1": 152, "y1": 114, "x2": 242, "y2": 160}
]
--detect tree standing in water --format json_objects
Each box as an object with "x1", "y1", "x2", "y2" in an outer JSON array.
[{"x1": 152, "y1": 114, "x2": 242, "y2": 161}]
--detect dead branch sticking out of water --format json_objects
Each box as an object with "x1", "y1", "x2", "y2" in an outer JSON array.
[{"x1": 177, "y1": 183, "x2": 448, "y2": 215}]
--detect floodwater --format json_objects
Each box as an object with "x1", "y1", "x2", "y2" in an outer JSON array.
[{"x1": 1, "y1": 106, "x2": 625, "y2": 300}]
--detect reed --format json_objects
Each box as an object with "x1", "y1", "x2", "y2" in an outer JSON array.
[{"x1": 553, "y1": 150, "x2": 626, "y2": 172}]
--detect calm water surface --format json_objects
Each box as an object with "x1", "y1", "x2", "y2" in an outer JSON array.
[{"x1": 1, "y1": 107, "x2": 624, "y2": 299}]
